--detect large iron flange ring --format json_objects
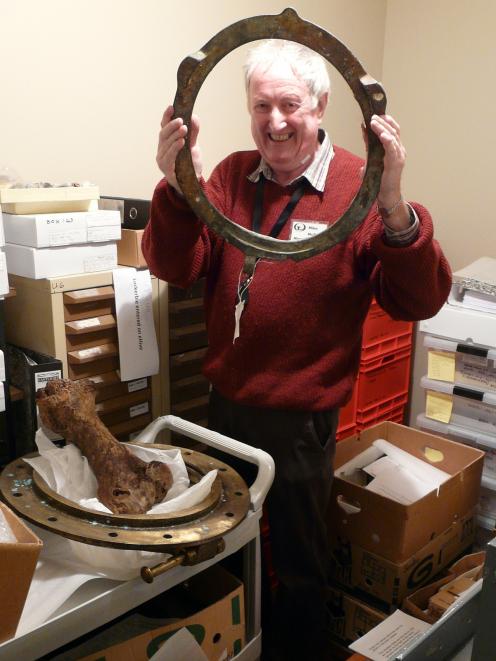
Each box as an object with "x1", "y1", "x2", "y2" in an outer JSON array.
[
  {"x1": 0, "y1": 444, "x2": 250, "y2": 551},
  {"x1": 173, "y1": 7, "x2": 387, "y2": 262}
]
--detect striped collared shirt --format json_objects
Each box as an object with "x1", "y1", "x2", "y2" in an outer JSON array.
[
  {"x1": 247, "y1": 128, "x2": 419, "y2": 246},
  {"x1": 247, "y1": 129, "x2": 333, "y2": 192}
]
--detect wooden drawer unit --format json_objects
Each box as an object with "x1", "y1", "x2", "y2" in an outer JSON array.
[
  {"x1": 5, "y1": 271, "x2": 161, "y2": 438},
  {"x1": 169, "y1": 347, "x2": 207, "y2": 382},
  {"x1": 158, "y1": 279, "x2": 209, "y2": 446},
  {"x1": 170, "y1": 373, "x2": 210, "y2": 404},
  {"x1": 86, "y1": 372, "x2": 150, "y2": 403}
]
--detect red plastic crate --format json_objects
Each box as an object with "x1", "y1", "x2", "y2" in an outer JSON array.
[
  {"x1": 357, "y1": 405, "x2": 405, "y2": 430},
  {"x1": 336, "y1": 423, "x2": 357, "y2": 442},
  {"x1": 356, "y1": 392, "x2": 408, "y2": 429},
  {"x1": 361, "y1": 328, "x2": 413, "y2": 361},
  {"x1": 357, "y1": 346, "x2": 412, "y2": 411},
  {"x1": 362, "y1": 299, "x2": 414, "y2": 352}
]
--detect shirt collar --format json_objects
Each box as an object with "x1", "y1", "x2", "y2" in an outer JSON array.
[{"x1": 247, "y1": 129, "x2": 334, "y2": 192}]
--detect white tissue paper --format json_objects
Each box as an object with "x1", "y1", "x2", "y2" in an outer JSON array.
[
  {"x1": 24, "y1": 429, "x2": 217, "y2": 577},
  {"x1": 14, "y1": 430, "x2": 219, "y2": 637}
]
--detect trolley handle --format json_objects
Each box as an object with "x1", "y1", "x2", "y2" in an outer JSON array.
[{"x1": 136, "y1": 415, "x2": 275, "y2": 512}]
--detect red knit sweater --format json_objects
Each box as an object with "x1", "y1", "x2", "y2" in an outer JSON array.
[{"x1": 143, "y1": 147, "x2": 451, "y2": 411}]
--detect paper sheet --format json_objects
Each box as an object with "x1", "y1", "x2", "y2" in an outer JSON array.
[
  {"x1": 150, "y1": 627, "x2": 209, "y2": 661},
  {"x1": 428, "y1": 350, "x2": 456, "y2": 382},
  {"x1": 426, "y1": 390, "x2": 454, "y2": 424},
  {"x1": 365, "y1": 463, "x2": 438, "y2": 505},
  {"x1": 349, "y1": 610, "x2": 431, "y2": 661},
  {"x1": 16, "y1": 525, "x2": 124, "y2": 636},
  {"x1": 113, "y1": 267, "x2": 159, "y2": 380}
]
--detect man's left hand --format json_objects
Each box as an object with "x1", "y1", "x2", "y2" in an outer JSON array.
[{"x1": 370, "y1": 113, "x2": 410, "y2": 230}]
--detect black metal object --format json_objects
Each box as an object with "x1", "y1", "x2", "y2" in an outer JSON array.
[{"x1": 173, "y1": 7, "x2": 387, "y2": 261}]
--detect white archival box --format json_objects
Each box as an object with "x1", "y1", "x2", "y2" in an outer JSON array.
[
  {"x1": 420, "y1": 304, "x2": 496, "y2": 347},
  {"x1": 5, "y1": 242, "x2": 118, "y2": 279},
  {"x1": 2, "y1": 210, "x2": 121, "y2": 248}
]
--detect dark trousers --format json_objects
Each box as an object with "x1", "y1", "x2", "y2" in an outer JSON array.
[{"x1": 208, "y1": 389, "x2": 338, "y2": 661}]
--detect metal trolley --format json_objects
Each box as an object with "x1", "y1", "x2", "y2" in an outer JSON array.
[{"x1": 0, "y1": 416, "x2": 275, "y2": 661}]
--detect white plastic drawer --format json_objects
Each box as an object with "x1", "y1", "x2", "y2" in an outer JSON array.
[
  {"x1": 416, "y1": 414, "x2": 496, "y2": 479},
  {"x1": 420, "y1": 304, "x2": 496, "y2": 347}
]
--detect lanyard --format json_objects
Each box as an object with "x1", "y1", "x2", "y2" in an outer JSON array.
[
  {"x1": 233, "y1": 174, "x2": 308, "y2": 343},
  {"x1": 237, "y1": 174, "x2": 308, "y2": 306},
  {"x1": 252, "y1": 173, "x2": 308, "y2": 237}
]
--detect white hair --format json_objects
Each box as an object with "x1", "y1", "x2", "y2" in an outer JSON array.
[{"x1": 244, "y1": 39, "x2": 331, "y2": 108}]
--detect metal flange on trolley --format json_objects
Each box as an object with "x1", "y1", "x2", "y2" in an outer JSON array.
[{"x1": 0, "y1": 416, "x2": 274, "y2": 581}]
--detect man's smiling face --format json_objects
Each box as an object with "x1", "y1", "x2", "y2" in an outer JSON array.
[{"x1": 248, "y1": 59, "x2": 327, "y2": 186}]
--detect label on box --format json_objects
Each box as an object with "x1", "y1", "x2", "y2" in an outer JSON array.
[
  {"x1": 48, "y1": 229, "x2": 87, "y2": 246},
  {"x1": 456, "y1": 354, "x2": 496, "y2": 392},
  {"x1": 128, "y1": 378, "x2": 147, "y2": 393},
  {"x1": 75, "y1": 317, "x2": 102, "y2": 329},
  {"x1": 113, "y1": 268, "x2": 159, "y2": 381},
  {"x1": 349, "y1": 610, "x2": 430, "y2": 660},
  {"x1": 428, "y1": 350, "x2": 455, "y2": 382},
  {"x1": 455, "y1": 397, "x2": 496, "y2": 430},
  {"x1": 426, "y1": 390, "x2": 453, "y2": 423},
  {"x1": 130, "y1": 402, "x2": 149, "y2": 417},
  {"x1": 34, "y1": 369, "x2": 62, "y2": 391},
  {"x1": 84, "y1": 254, "x2": 117, "y2": 272},
  {"x1": 88, "y1": 227, "x2": 121, "y2": 242}
]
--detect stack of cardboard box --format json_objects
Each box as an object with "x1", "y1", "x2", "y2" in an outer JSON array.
[{"x1": 327, "y1": 421, "x2": 484, "y2": 647}]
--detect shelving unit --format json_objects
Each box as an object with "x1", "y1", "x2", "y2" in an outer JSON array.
[{"x1": 414, "y1": 303, "x2": 496, "y2": 539}]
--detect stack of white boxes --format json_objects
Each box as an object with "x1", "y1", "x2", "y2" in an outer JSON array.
[
  {"x1": 415, "y1": 303, "x2": 496, "y2": 545},
  {"x1": 0, "y1": 208, "x2": 10, "y2": 418},
  {"x1": 0, "y1": 186, "x2": 120, "y2": 279},
  {"x1": 0, "y1": 208, "x2": 10, "y2": 298}
]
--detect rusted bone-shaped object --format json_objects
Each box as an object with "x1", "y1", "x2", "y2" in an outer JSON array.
[{"x1": 36, "y1": 378, "x2": 173, "y2": 515}]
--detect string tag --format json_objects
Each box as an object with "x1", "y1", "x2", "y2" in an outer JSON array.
[{"x1": 233, "y1": 255, "x2": 259, "y2": 343}]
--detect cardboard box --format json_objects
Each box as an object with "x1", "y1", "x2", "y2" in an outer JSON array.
[
  {"x1": 0, "y1": 185, "x2": 99, "y2": 215},
  {"x1": 117, "y1": 229, "x2": 147, "y2": 268},
  {"x1": 329, "y1": 509, "x2": 476, "y2": 607},
  {"x1": 5, "y1": 241, "x2": 117, "y2": 279},
  {"x1": 328, "y1": 422, "x2": 484, "y2": 562},
  {"x1": 328, "y1": 585, "x2": 387, "y2": 643},
  {"x1": 2, "y1": 210, "x2": 121, "y2": 248},
  {"x1": 402, "y1": 550, "x2": 485, "y2": 623},
  {"x1": 50, "y1": 564, "x2": 244, "y2": 661},
  {"x1": 0, "y1": 502, "x2": 43, "y2": 643}
]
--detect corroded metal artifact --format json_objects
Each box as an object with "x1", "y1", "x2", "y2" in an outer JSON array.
[{"x1": 173, "y1": 7, "x2": 387, "y2": 261}]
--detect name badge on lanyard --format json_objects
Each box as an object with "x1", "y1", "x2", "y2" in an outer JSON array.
[{"x1": 290, "y1": 220, "x2": 328, "y2": 240}]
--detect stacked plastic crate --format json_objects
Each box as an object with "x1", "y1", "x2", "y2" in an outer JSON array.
[{"x1": 336, "y1": 299, "x2": 414, "y2": 440}]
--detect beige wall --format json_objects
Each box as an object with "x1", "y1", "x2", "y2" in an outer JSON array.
[
  {"x1": 382, "y1": 0, "x2": 496, "y2": 272},
  {"x1": 381, "y1": 0, "x2": 496, "y2": 425},
  {"x1": 1, "y1": 0, "x2": 386, "y2": 199}
]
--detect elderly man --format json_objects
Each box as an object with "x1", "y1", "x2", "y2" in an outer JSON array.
[{"x1": 143, "y1": 40, "x2": 451, "y2": 661}]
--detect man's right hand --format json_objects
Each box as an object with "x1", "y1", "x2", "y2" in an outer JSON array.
[{"x1": 156, "y1": 105, "x2": 202, "y2": 194}]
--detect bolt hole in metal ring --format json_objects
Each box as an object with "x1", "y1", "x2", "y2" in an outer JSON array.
[{"x1": 173, "y1": 7, "x2": 387, "y2": 262}]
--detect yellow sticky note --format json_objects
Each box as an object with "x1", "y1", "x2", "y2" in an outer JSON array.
[
  {"x1": 428, "y1": 351, "x2": 456, "y2": 382},
  {"x1": 426, "y1": 390, "x2": 453, "y2": 424}
]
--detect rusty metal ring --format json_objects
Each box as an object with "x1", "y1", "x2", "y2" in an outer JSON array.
[{"x1": 173, "y1": 7, "x2": 387, "y2": 261}]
